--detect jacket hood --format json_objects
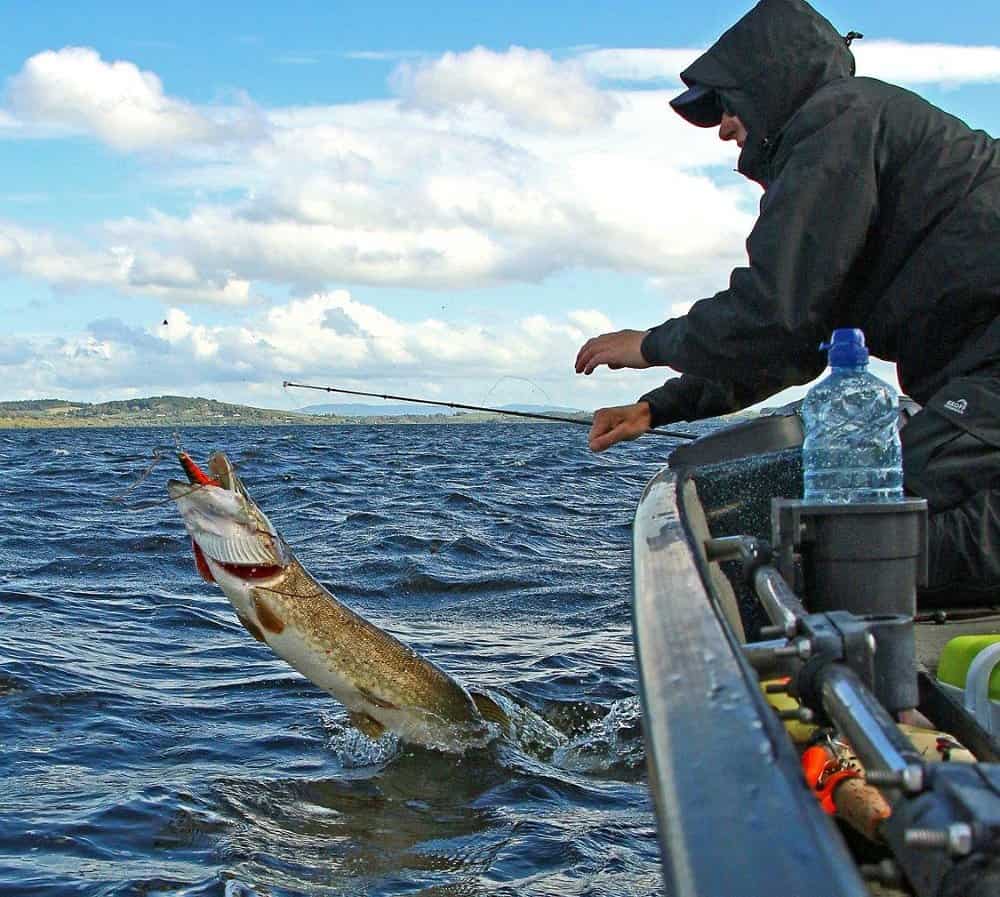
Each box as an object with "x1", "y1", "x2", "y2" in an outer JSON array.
[{"x1": 675, "y1": 0, "x2": 855, "y2": 183}]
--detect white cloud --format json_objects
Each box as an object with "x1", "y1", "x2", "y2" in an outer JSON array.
[
  {"x1": 854, "y1": 40, "x2": 1000, "y2": 87},
  {"x1": 392, "y1": 45, "x2": 619, "y2": 132},
  {"x1": 578, "y1": 48, "x2": 699, "y2": 84},
  {"x1": 574, "y1": 42, "x2": 1000, "y2": 90},
  {"x1": 2, "y1": 290, "x2": 678, "y2": 408},
  {"x1": 88, "y1": 85, "x2": 750, "y2": 293},
  {"x1": 345, "y1": 50, "x2": 425, "y2": 62},
  {"x1": 0, "y1": 220, "x2": 253, "y2": 305},
  {"x1": 0, "y1": 41, "x2": 928, "y2": 415},
  {"x1": 568, "y1": 309, "x2": 615, "y2": 339},
  {"x1": 3, "y1": 286, "x2": 897, "y2": 416},
  {"x1": 4, "y1": 47, "x2": 261, "y2": 151},
  {"x1": 0, "y1": 44, "x2": 755, "y2": 302},
  {"x1": 0, "y1": 39, "x2": 962, "y2": 411}
]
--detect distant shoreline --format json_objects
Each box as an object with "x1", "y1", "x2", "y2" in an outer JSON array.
[
  {"x1": 0, "y1": 412, "x2": 585, "y2": 430},
  {"x1": 0, "y1": 396, "x2": 591, "y2": 430}
]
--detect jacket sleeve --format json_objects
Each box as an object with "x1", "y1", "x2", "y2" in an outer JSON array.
[
  {"x1": 640, "y1": 112, "x2": 880, "y2": 422},
  {"x1": 639, "y1": 372, "x2": 797, "y2": 427}
]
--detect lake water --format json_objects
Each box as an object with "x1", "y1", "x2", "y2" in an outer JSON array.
[{"x1": 0, "y1": 423, "x2": 692, "y2": 896}]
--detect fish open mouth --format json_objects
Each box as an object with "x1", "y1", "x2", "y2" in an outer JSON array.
[
  {"x1": 170, "y1": 451, "x2": 288, "y2": 583},
  {"x1": 179, "y1": 450, "x2": 240, "y2": 492}
]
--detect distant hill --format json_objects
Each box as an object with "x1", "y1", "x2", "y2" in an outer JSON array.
[
  {"x1": 0, "y1": 395, "x2": 316, "y2": 429},
  {"x1": 0, "y1": 395, "x2": 587, "y2": 429},
  {"x1": 0, "y1": 399, "x2": 88, "y2": 413}
]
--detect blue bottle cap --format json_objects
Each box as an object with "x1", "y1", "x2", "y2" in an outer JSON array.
[{"x1": 820, "y1": 328, "x2": 868, "y2": 367}]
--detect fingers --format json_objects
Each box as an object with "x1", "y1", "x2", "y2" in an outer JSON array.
[
  {"x1": 578, "y1": 347, "x2": 614, "y2": 375},
  {"x1": 589, "y1": 419, "x2": 640, "y2": 453},
  {"x1": 587, "y1": 408, "x2": 616, "y2": 452},
  {"x1": 589, "y1": 425, "x2": 630, "y2": 453},
  {"x1": 587, "y1": 403, "x2": 651, "y2": 452},
  {"x1": 575, "y1": 334, "x2": 626, "y2": 375},
  {"x1": 575, "y1": 336, "x2": 603, "y2": 375},
  {"x1": 574, "y1": 330, "x2": 649, "y2": 375}
]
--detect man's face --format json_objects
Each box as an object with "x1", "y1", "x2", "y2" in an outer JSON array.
[{"x1": 719, "y1": 113, "x2": 747, "y2": 148}]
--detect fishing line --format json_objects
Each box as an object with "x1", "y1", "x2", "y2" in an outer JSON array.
[
  {"x1": 109, "y1": 434, "x2": 205, "y2": 511},
  {"x1": 253, "y1": 583, "x2": 325, "y2": 600},
  {"x1": 282, "y1": 381, "x2": 700, "y2": 441},
  {"x1": 281, "y1": 380, "x2": 305, "y2": 412},
  {"x1": 108, "y1": 441, "x2": 179, "y2": 508},
  {"x1": 479, "y1": 376, "x2": 555, "y2": 408}
]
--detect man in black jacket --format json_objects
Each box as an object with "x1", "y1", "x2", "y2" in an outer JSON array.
[{"x1": 575, "y1": 0, "x2": 1000, "y2": 603}]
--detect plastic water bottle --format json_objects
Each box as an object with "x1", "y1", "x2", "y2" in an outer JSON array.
[{"x1": 802, "y1": 329, "x2": 903, "y2": 503}]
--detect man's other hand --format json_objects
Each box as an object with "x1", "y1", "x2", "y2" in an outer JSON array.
[
  {"x1": 575, "y1": 330, "x2": 651, "y2": 375},
  {"x1": 589, "y1": 402, "x2": 652, "y2": 452}
]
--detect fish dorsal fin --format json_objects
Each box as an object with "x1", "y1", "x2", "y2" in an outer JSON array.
[
  {"x1": 472, "y1": 691, "x2": 511, "y2": 734},
  {"x1": 348, "y1": 711, "x2": 386, "y2": 741}
]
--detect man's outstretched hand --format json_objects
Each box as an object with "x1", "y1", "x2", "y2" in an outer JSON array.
[
  {"x1": 588, "y1": 402, "x2": 652, "y2": 452},
  {"x1": 575, "y1": 329, "x2": 651, "y2": 375}
]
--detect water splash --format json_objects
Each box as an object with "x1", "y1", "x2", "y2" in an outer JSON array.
[
  {"x1": 552, "y1": 696, "x2": 645, "y2": 775},
  {"x1": 482, "y1": 689, "x2": 566, "y2": 757},
  {"x1": 320, "y1": 712, "x2": 402, "y2": 767}
]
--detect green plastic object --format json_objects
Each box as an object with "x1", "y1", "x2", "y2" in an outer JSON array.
[{"x1": 937, "y1": 635, "x2": 1000, "y2": 700}]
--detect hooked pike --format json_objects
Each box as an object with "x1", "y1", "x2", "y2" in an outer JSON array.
[{"x1": 168, "y1": 450, "x2": 508, "y2": 750}]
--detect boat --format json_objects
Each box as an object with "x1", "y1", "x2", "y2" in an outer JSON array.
[{"x1": 632, "y1": 412, "x2": 1000, "y2": 897}]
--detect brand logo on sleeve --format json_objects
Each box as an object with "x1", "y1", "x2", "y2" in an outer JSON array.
[{"x1": 944, "y1": 398, "x2": 968, "y2": 415}]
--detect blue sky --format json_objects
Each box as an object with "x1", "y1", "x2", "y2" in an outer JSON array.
[{"x1": 1, "y1": 1, "x2": 998, "y2": 413}]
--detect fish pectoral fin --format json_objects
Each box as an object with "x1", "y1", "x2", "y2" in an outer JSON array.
[
  {"x1": 357, "y1": 685, "x2": 399, "y2": 711},
  {"x1": 348, "y1": 711, "x2": 386, "y2": 741},
  {"x1": 236, "y1": 613, "x2": 267, "y2": 643},
  {"x1": 252, "y1": 595, "x2": 285, "y2": 634},
  {"x1": 472, "y1": 691, "x2": 511, "y2": 733}
]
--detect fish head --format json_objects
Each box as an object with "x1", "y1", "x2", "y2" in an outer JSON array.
[{"x1": 168, "y1": 451, "x2": 291, "y2": 620}]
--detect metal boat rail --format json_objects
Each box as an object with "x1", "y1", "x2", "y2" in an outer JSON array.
[
  {"x1": 635, "y1": 455, "x2": 1000, "y2": 897},
  {"x1": 632, "y1": 469, "x2": 869, "y2": 897}
]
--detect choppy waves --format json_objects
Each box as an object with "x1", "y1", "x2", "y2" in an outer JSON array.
[{"x1": 0, "y1": 423, "x2": 682, "y2": 896}]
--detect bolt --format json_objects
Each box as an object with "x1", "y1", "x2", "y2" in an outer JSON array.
[
  {"x1": 948, "y1": 823, "x2": 974, "y2": 856},
  {"x1": 903, "y1": 823, "x2": 972, "y2": 856},
  {"x1": 865, "y1": 764, "x2": 925, "y2": 795},
  {"x1": 760, "y1": 622, "x2": 798, "y2": 640},
  {"x1": 905, "y1": 828, "x2": 949, "y2": 850},
  {"x1": 774, "y1": 639, "x2": 813, "y2": 660}
]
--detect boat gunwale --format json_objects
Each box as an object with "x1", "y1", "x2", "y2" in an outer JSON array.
[{"x1": 632, "y1": 464, "x2": 869, "y2": 897}]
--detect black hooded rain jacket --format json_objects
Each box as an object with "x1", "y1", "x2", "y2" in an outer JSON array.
[
  {"x1": 642, "y1": 0, "x2": 1000, "y2": 600},
  {"x1": 639, "y1": 0, "x2": 1000, "y2": 425}
]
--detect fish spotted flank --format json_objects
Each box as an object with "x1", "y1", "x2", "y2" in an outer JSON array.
[{"x1": 168, "y1": 451, "x2": 508, "y2": 751}]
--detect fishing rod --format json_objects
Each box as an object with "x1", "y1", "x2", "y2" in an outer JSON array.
[{"x1": 282, "y1": 381, "x2": 700, "y2": 441}]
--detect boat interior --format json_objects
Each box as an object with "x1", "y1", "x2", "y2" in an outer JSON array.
[{"x1": 633, "y1": 415, "x2": 1000, "y2": 897}]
